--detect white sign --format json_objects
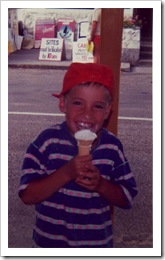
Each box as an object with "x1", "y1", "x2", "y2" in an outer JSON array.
[
  {"x1": 72, "y1": 39, "x2": 93, "y2": 63},
  {"x1": 39, "y1": 38, "x2": 64, "y2": 61}
]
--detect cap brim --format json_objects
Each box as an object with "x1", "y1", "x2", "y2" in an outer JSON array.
[{"x1": 52, "y1": 93, "x2": 61, "y2": 98}]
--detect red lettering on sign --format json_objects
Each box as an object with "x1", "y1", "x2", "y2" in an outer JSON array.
[{"x1": 78, "y1": 43, "x2": 86, "y2": 48}]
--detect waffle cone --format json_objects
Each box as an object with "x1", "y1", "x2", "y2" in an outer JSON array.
[{"x1": 78, "y1": 140, "x2": 93, "y2": 155}]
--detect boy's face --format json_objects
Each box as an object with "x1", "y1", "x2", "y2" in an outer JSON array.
[{"x1": 59, "y1": 84, "x2": 112, "y2": 136}]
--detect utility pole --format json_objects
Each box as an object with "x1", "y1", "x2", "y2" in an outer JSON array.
[{"x1": 100, "y1": 8, "x2": 123, "y2": 136}]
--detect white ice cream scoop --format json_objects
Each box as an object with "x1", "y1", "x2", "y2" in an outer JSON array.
[{"x1": 74, "y1": 129, "x2": 97, "y2": 155}]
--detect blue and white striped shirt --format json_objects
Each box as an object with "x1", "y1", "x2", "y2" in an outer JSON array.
[{"x1": 19, "y1": 121, "x2": 138, "y2": 248}]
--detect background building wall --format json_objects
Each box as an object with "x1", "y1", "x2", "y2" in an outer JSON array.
[
  {"x1": 9, "y1": 8, "x2": 140, "y2": 65},
  {"x1": 17, "y1": 8, "x2": 94, "y2": 41},
  {"x1": 16, "y1": 8, "x2": 133, "y2": 40}
]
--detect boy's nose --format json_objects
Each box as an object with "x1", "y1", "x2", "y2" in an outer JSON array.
[{"x1": 83, "y1": 106, "x2": 93, "y2": 120}]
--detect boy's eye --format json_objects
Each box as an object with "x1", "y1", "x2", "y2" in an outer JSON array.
[
  {"x1": 94, "y1": 104, "x2": 104, "y2": 110},
  {"x1": 72, "y1": 100, "x2": 83, "y2": 106}
]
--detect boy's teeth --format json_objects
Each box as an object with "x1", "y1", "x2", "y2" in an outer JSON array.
[{"x1": 78, "y1": 122, "x2": 92, "y2": 130}]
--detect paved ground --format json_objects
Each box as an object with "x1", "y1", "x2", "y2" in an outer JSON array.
[
  {"x1": 8, "y1": 65, "x2": 153, "y2": 249},
  {"x1": 8, "y1": 48, "x2": 152, "y2": 73}
]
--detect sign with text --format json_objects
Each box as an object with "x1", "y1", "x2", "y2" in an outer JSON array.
[
  {"x1": 39, "y1": 38, "x2": 64, "y2": 61},
  {"x1": 57, "y1": 18, "x2": 75, "y2": 50},
  {"x1": 72, "y1": 39, "x2": 93, "y2": 63},
  {"x1": 35, "y1": 19, "x2": 55, "y2": 48}
]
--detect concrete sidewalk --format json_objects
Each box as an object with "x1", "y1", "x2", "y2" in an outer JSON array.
[
  {"x1": 8, "y1": 48, "x2": 152, "y2": 73},
  {"x1": 8, "y1": 49, "x2": 71, "y2": 70}
]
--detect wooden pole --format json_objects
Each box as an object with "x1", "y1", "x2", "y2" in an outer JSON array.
[
  {"x1": 100, "y1": 8, "x2": 123, "y2": 224},
  {"x1": 100, "y1": 8, "x2": 123, "y2": 136}
]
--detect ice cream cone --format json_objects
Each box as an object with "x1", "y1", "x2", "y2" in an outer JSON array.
[
  {"x1": 77, "y1": 140, "x2": 93, "y2": 155},
  {"x1": 74, "y1": 129, "x2": 97, "y2": 155}
]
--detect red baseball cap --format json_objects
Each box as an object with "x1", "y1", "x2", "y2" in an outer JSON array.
[{"x1": 52, "y1": 62, "x2": 114, "y2": 98}]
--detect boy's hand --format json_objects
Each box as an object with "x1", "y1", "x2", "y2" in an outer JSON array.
[
  {"x1": 75, "y1": 163, "x2": 101, "y2": 191},
  {"x1": 88, "y1": 38, "x2": 92, "y2": 44},
  {"x1": 66, "y1": 154, "x2": 93, "y2": 180}
]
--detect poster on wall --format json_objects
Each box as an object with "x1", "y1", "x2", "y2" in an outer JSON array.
[
  {"x1": 35, "y1": 19, "x2": 56, "y2": 48},
  {"x1": 78, "y1": 21, "x2": 90, "y2": 38},
  {"x1": 57, "y1": 18, "x2": 75, "y2": 50},
  {"x1": 39, "y1": 38, "x2": 64, "y2": 61},
  {"x1": 72, "y1": 39, "x2": 93, "y2": 63}
]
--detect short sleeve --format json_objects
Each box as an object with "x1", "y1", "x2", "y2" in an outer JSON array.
[
  {"x1": 110, "y1": 141, "x2": 138, "y2": 209},
  {"x1": 18, "y1": 141, "x2": 47, "y2": 197},
  {"x1": 92, "y1": 8, "x2": 101, "y2": 22}
]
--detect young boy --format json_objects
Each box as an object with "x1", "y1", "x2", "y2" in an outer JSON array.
[{"x1": 19, "y1": 62, "x2": 138, "y2": 248}]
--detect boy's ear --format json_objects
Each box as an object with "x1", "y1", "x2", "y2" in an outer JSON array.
[
  {"x1": 58, "y1": 96, "x2": 66, "y2": 113},
  {"x1": 104, "y1": 104, "x2": 113, "y2": 120},
  {"x1": 103, "y1": 104, "x2": 113, "y2": 129}
]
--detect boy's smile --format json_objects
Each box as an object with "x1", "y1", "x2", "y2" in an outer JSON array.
[{"x1": 59, "y1": 84, "x2": 112, "y2": 136}]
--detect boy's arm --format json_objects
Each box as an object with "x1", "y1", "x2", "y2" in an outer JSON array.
[
  {"x1": 20, "y1": 154, "x2": 92, "y2": 205},
  {"x1": 20, "y1": 163, "x2": 72, "y2": 205},
  {"x1": 96, "y1": 177, "x2": 128, "y2": 208},
  {"x1": 76, "y1": 163, "x2": 136, "y2": 208},
  {"x1": 88, "y1": 21, "x2": 97, "y2": 43},
  {"x1": 76, "y1": 172, "x2": 128, "y2": 208}
]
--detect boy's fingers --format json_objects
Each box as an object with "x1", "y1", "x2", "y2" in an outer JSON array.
[{"x1": 78, "y1": 154, "x2": 92, "y2": 162}]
